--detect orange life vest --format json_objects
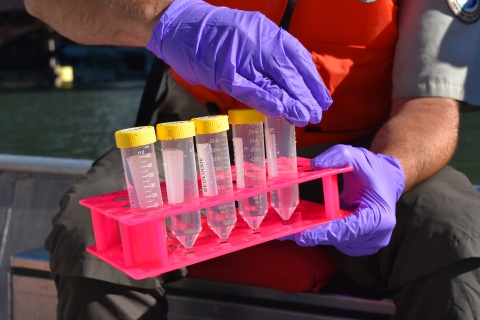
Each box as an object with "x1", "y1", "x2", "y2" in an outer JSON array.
[{"x1": 171, "y1": 0, "x2": 399, "y2": 148}]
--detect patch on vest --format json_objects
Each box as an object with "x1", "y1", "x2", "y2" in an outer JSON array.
[{"x1": 447, "y1": 0, "x2": 480, "y2": 23}]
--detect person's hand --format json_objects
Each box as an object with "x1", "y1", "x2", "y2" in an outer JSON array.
[
  {"x1": 146, "y1": 0, "x2": 332, "y2": 126},
  {"x1": 281, "y1": 145, "x2": 405, "y2": 256}
]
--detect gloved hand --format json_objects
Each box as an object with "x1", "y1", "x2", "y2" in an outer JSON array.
[
  {"x1": 281, "y1": 145, "x2": 405, "y2": 256},
  {"x1": 146, "y1": 0, "x2": 332, "y2": 126}
]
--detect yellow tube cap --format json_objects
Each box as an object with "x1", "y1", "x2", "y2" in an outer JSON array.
[
  {"x1": 115, "y1": 126, "x2": 156, "y2": 149},
  {"x1": 228, "y1": 109, "x2": 265, "y2": 125},
  {"x1": 192, "y1": 115, "x2": 229, "y2": 134},
  {"x1": 156, "y1": 121, "x2": 196, "y2": 140}
]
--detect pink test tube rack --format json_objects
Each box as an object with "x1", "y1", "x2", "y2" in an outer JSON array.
[{"x1": 79, "y1": 157, "x2": 353, "y2": 280}]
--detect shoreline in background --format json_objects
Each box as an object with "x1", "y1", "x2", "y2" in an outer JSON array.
[
  {"x1": 0, "y1": 88, "x2": 479, "y2": 184},
  {"x1": 0, "y1": 86, "x2": 143, "y2": 160},
  {"x1": 0, "y1": 80, "x2": 147, "y2": 93}
]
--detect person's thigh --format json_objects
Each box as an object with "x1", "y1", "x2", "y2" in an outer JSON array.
[
  {"x1": 324, "y1": 165, "x2": 480, "y2": 318},
  {"x1": 383, "y1": 165, "x2": 480, "y2": 288},
  {"x1": 55, "y1": 275, "x2": 168, "y2": 320},
  {"x1": 393, "y1": 258, "x2": 480, "y2": 320}
]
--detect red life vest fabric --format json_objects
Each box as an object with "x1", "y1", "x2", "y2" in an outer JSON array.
[
  {"x1": 181, "y1": 1, "x2": 399, "y2": 293},
  {"x1": 187, "y1": 240, "x2": 339, "y2": 293},
  {"x1": 171, "y1": 0, "x2": 399, "y2": 147}
]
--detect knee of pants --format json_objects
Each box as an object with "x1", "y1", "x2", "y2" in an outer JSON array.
[
  {"x1": 55, "y1": 274, "x2": 168, "y2": 320},
  {"x1": 393, "y1": 258, "x2": 480, "y2": 320},
  {"x1": 396, "y1": 165, "x2": 480, "y2": 229}
]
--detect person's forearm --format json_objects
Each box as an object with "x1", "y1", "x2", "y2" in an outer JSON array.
[
  {"x1": 371, "y1": 97, "x2": 459, "y2": 193},
  {"x1": 25, "y1": 0, "x2": 173, "y2": 46}
]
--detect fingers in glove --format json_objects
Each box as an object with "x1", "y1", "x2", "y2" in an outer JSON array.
[
  {"x1": 263, "y1": 61, "x2": 322, "y2": 124},
  {"x1": 258, "y1": 79, "x2": 310, "y2": 126},
  {"x1": 296, "y1": 205, "x2": 393, "y2": 255},
  {"x1": 281, "y1": 30, "x2": 333, "y2": 112},
  {"x1": 310, "y1": 145, "x2": 357, "y2": 170},
  {"x1": 219, "y1": 73, "x2": 284, "y2": 118},
  {"x1": 255, "y1": 28, "x2": 324, "y2": 124},
  {"x1": 222, "y1": 74, "x2": 313, "y2": 126}
]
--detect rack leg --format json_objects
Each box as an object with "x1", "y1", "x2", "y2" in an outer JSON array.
[
  {"x1": 120, "y1": 219, "x2": 168, "y2": 268},
  {"x1": 90, "y1": 210, "x2": 121, "y2": 252},
  {"x1": 322, "y1": 174, "x2": 340, "y2": 220}
]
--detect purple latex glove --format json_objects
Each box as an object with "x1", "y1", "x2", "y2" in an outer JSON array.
[
  {"x1": 281, "y1": 145, "x2": 405, "y2": 256},
  {"x1": 146, "y1": 0, "x2": 332, "y2": 126}
]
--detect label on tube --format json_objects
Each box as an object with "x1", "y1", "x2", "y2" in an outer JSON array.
[
  {"x1": 197, "y1": 143, "x2": 218, "y2": 196},
  {"x1": 127, "y1": 153, "x2": 159, "y2": 208},
  {"x1": 233, "y1": 137, "x2": 245, "y2": 188},
  {"x1": 265, "y1": 131, "x2": 278, "y2": 178},
  {"x1": 162, "y1": 149, "x2": 184, "y2": 204}
]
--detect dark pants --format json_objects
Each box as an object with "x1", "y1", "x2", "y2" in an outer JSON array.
[
  {"x1": 54, "y1": 259, "x2": 480, "y2": 320},
  {"x1": 394, "y1": 258, "x2": 480, "y2": 319},
  {"x1": 55, "y1": 275, "x2": 168, "y2": 320}
]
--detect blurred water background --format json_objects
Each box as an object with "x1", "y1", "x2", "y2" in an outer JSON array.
[
  {"x1": 0, "y1": 88, "x2": 479, "y2": 184},
  {"x1": 0, "y1": 86, "x2": 142, "y2": 159}
]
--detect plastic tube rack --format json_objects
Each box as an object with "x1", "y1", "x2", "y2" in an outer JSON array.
[{"x1": 79, "y1": 158, "x2": 353, "y2": 280}]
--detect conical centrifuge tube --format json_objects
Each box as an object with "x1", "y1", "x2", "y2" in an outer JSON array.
[
  {"x1": 228, "y1": 109, "x2": 268, "y2": 230},
  {"x1": 156, "y1": 121, "x2": 202, "y2": 249},
  {"x1": 115, "y1": 126, "x2": 163, "y2": 212},
  {"x1": 192, "y1": 115, "x2": 237, "y2": 240},
  {"x1": 265, "y1": 117, "x2": 299, "y2": 220}
]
